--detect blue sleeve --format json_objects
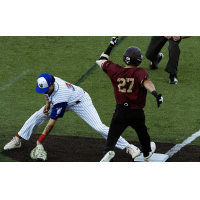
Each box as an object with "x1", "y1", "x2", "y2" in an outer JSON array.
[{"x1": 50, "y1": 102, "x2": 68, "y2": 120}]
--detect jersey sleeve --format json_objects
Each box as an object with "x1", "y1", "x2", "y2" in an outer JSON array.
[
  {"x1": 50, "y1": 102, "x2": 68, "y2": 120},
  {"x1": 136, "y1": 69, "x2": 149, "y2": 87},
  {"x1": 102, "y1": 61, "x2": 120, "y2": 78}
]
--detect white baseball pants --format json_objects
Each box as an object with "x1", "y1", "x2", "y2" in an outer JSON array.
[{"x1": 18, "y1": 92, "x2": 130, "y2": 150}]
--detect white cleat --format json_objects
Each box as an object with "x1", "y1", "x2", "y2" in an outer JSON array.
[
  {"x1": 4, "y1": 136, "x2": 21, "y2": 150},
  {"x1": 126, "y1": 144, "x2": 141, "y2": 159},
  {"x1": 143, "y1": 142, "x2": 156, "y2": 162},
  {"x1": 100, "y1": 151, "x2": 115, "y2": 162}
]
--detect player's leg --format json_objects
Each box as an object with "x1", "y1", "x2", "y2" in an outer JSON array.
[
  {"x1": 4, "y1": 105, "x2": 51, "y2": 150},
  {"x1": 145, "y1": 36, "x2": 167, "y2": 69},
  {"x1": 69, "y1": 92, "x2": 130, "y2": 150},
  {"x1": 130, "y1": 111, "x2": 152, "y2": 157},
  {"x1": 101, "y1": 117, "x2": 128, "y2": 162},
  {"x1": 166, "y1": 39, "x2": 181, "y2": 84},
  {"x1": 102, "y1": 106, "x2": 140, "y2": 160},
  {"x1": 101, "y1": 107, "x2": 140, "y2": 161},
  {"x1": 103, "y1": 113, "x2": 128, "y2": 153},
  {"x1": 18, "y1": 105, "x2": 51, "y2": 140}
]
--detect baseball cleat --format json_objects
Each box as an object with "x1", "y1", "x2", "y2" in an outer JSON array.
[
  {"x1": 100, "y1": 151, "x2": 115, "y2": 162},
  {"x1": 149, "y1": 53, "x2": 164, "y2": 70},
  {"x1": 169, "y1": 74, "x2": 178, "y2": 84},
  {"x1": 126, "y1": 144, "x2": 141, "y2": 159},
  {"x1": 4, "y1": 136, "x2": 21, "y2": 150},
  {"x1": 143, "y1": 142, "x2": 156, "y2": 162}
]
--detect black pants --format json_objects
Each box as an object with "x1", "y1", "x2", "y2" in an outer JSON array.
[
  {"x1": 145, "y1": 36, "x2": 181, "y2": 75},
  {"x1": 104, "y1": 104, "x2": 151, "y2": 157}
]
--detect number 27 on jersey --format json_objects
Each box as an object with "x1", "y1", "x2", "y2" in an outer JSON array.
[{"x1": 117, "y1": 78, "x2": 134, "y2": 93}]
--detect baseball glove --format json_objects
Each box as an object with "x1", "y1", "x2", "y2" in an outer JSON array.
[{"x1": 30, "y1": 144, "x2": 47, "y2": 161}]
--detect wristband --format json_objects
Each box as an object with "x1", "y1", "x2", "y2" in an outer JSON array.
[
  {"x1": 151, "y1": 90, "x2": 158, "y2": 98},
  {"x1": 37, "y1": 134, "x2": 46, "y2": 143},
  {"x1": 99, "y1": 56, "x2": 108, "y2": 61}
]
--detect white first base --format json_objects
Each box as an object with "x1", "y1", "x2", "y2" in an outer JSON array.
[{"x1": 134, "y1": 153, "x2": 169, "y2": 162}]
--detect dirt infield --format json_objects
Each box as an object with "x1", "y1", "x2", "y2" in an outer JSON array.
[{"x1": 2, "y1": 134, "x2": 200, "y2": 162}]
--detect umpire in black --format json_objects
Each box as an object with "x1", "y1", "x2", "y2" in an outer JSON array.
[{"x1": 145, "y1": 36, "x2": 190, "y2": 84}]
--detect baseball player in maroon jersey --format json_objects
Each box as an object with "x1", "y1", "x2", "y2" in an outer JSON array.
[{"x1": 96, "y1": 37, "x2": 163, "y2": 162}]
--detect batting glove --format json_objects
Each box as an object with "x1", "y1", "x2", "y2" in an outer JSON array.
[
  {"x1": 152, "y1": 91, "x2": 163, "y2": 108},
  {"x1": 156, "y1": 94, "x2": 163, "y2": 108},
  {"x1": 110, "y1": 37, "x2": 118, "y2": 47}
]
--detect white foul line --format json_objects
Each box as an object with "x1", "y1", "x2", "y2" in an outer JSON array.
[
  {"x1": 165, "y1": 130, "x2": 200, "y2": 158},
  {"x1": 0, "y1": 70, "x2": 30, "y2": 91}
]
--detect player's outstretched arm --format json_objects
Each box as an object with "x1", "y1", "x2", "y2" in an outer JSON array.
[
  {"x1": 143, "y1": 79, "x2": 163, "y2": 108},
  {"x1": 36, "y1": 118, "x2": 57, "y2": 145},
  {"x1": 96, "y1": 37, "x2": 118, "y2": 68},
  {"x1": 104, "y1": 36, "x2": 118, "y2": 56}
]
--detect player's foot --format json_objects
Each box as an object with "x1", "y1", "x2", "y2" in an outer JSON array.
[
  {"x1": 126, "y1": 144, "x2": 141, "y2": 159},
  {"x1": 100, "y1": 151, "x2": 115, "y2": 162},
  {"x1": 149, "y1": 53, "x2": 164, "y2": 70},
  {"x1": 169, "y1": 73, "x2": 178, "y2": 84},
  {"x1": 143, "y1": 142, "x2": 156, "y2": 162},
  {"x1": 4, "y1": 136, "x2": 21, "y2": 150}
]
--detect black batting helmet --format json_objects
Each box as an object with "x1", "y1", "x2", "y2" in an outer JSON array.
[{"x1": 123, "y1": 47, "x2": 143, "y2": 66}]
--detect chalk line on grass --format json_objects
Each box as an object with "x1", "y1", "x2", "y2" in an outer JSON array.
[
  {"x1": 75, "y1": 36, "x2": 127, "y2": 86},
  {"x1": 0, "y1": 70, "x2": 30, "y2": 91},
  {"x1": 165, "y1": 130, "x2": 200, "y2": 158}
]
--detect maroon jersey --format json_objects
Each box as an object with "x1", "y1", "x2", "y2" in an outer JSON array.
[{"x1": 102, "y1": 61, "x2": 149, "y2": 109}]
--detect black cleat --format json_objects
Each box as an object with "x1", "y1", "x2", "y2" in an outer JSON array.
[
  {"x1": 149, "y1": 53, "x2": 164, "y2": 70},
  {"x1": 169, "y1": 74, "x2": 178, "y2": 84}
]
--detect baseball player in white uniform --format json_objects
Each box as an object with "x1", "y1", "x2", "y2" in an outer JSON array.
[{"x1": 4, "y1": 73, "x2": 140, "y2": 160}]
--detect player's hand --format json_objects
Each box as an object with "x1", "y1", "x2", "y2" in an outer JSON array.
[
  {"x1": 164, "y1": 36, "x2": 172, "y2": 40},
  {"x1": 110, "y1": 37, "x2": 118, "y2": 47},
  {"x1": 156, "y1": 94, "x2": 163, "y2": 108},
  {"x1": 43, "y1": 105, "x2": 49, "y2": 116},
  {"x1": 172, "y1": 36, "x2": 181, "y2": 41},
  {"x1": 151, "y1": 91, "x2": 163, "y2": 108}
]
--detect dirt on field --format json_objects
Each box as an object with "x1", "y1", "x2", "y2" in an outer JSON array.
[{"x1": 2, "y1": 134, "x2": 200, "y2": 162}]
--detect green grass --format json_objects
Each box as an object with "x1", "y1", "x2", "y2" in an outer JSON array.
[{"x1": 0, "y1": 36, "x2": 200, "y2": 161}]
